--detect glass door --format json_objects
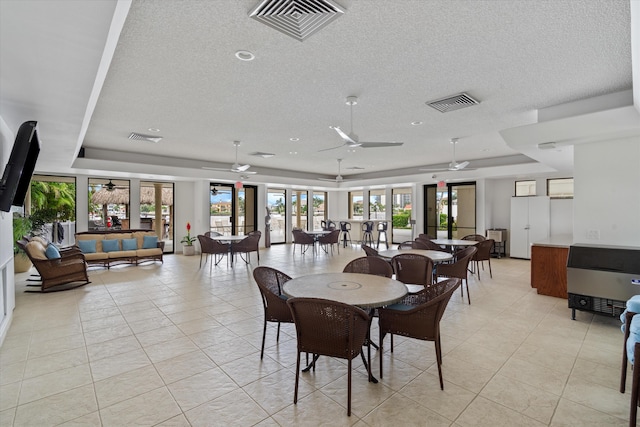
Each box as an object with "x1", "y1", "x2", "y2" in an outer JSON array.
[
  {"x1": 291, "y1": 190, "x2": 308, "y2": 230},
  {"x1": 424, "y1": 182, "x2": 476, "y2": 239},
  {"x1": 210, "y1": 183, "x2": 257, "y2": 236},
  {"x1": 267, "y1": 189, "x2": 286, "y2": 244}
]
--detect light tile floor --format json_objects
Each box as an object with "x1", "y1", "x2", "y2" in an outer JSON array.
[{"x1": 0, "y1": 244, "x2": 631, "y2": 426}]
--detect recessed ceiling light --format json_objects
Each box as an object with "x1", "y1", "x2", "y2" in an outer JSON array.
[
  {"x1": 289, "y1": 137, "x2": 299, "y2": 142},
  {"x1": 235, "y1": 50, "x2": 255, "y2": 61},
  {"x1": 289, "y1": 151, "x2": 298, "y2": 155},
  {"x1": 411, "y1": 121, "x2": 423, "y2": 126},
  {"x1": 147, "y1": 128, "x2": 161, "y2": 132}
]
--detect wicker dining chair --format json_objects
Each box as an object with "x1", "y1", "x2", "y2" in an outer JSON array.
[
  {"x1": 253, "y1": 266, "x2": 294, "y2": 359},
  {"x1": 343, "y1": 256, "x2": 393, "y2": 278},
  {"x1": 361, "y1": 243, "x2": 379, "y2": 257},
  {"x1": 318, "y1": 229, "x2": 341, "y2": 255},
  {"x1": 231, "y1": 230, "x2": 261, "y2": 264},
  {"x1": 461, "y1": 234, "x2": 486, "y2": 242},
  {"x1": 292, "y1": 228, "x2": 315, "y2": 255},
  {"x1": 391, "y1": 253, "x2": 434, "y2": 293},
  {"x1": 197, "y1": 234, "x2": 229, "y2": 270},
  {"x1": 287, "y1": 297, "x2": 371, "y2": 416},
  {"x1": 472, "y1": 239, "x2": 494, "y2": 279},
  {"x1": 378, "y1": 278, "x2": 461, "y2": 389},
  {"x1": 398, "y1": 240, "x2": 428, "y2": 249},
  {"x1": 415, "y1": 238, "x2": 448, "y2": 251},
  {"x1": 436, "y1": 246, "x2": 477, "y2": 304}
]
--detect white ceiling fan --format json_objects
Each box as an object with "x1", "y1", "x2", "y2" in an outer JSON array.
[
  {"x1": 319, "y1": 96, "x2": 404, "y2": 152},
  {"x1": 202, "y1": 141, "x2": 257, "y2": 174},
  {"x1": 419, "y1": 138, "x2": 475, "y2": 172},
  {"x1": 318, "y1": 159, "x2": 353, "y2": 183}
]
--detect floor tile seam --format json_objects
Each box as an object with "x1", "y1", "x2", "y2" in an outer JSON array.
[
  {"x1": 12, "y1": 381, "x2": 98, "y2": 416},
  {"x1": 551, "y1": 397, "x2": 629, "y2": 425},
  {"x1": 456, "y1": 394, "x2": 552, "y2": 427}
]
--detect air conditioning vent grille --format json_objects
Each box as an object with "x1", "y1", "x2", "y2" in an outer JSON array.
[
  {"x1": 128, "y1": 132, "x2": 163, "y2": 143},
  {"x1": 426, "y1": 93, "x2": 480, "y2": 113},
  {"x1": 249, "y1": 0, "x2": 345, "y2": 41}
]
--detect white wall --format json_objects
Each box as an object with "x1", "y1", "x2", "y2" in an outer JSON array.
[
  {"x1": 0, "y1": 116, "x2": 16, "y2": 346},
  {"x1": 574, "y1": 137, "x2": 640, "y2": 246}
]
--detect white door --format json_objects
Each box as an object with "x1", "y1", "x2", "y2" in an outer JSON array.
[{"x1": 510, "y1": 197, "x2": 530, "y2": 258}]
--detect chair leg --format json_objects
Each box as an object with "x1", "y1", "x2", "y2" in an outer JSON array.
[
  {"x1": 435, "y1": 338, "x2": 444, "y2": 390},
  {"x1": 199, "y1": 252, "x2": 204, "y2": 268},
  {"x1": 347, "y1": 358, "x2": 352, "y2": 416},
  {"x1": 465, "y1": 279, "x2": 471, "y2": 304},
  {"x1": 261, "y1": 317, "x2": 267, "y2": 359},
  {"x1": 276, "y1": 322, "x2": 281, "y2": 342},
  {"x1": 379, "y1": 330, "x2": 384, "y2": 379},
  {"x1": 488, "y1": 258, "x2": 492, "y2": 278},
  {"x1": 294, "y1": 351, "x2": 300, "y2": 404}
]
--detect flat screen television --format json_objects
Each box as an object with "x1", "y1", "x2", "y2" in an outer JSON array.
[{"x1": 0, "y1": 121, "x2": 41, "y2": 212}]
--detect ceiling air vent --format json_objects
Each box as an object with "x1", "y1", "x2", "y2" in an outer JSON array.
[
  {"x1": 249, "y1": 0, "x2": 345, "y2": 42},
  {"x1": 128, "y1": 132, "x2": 163, "y2": 143},
  {"x1": 426, "y1": 93, "x2": 480, "y2": 113}
]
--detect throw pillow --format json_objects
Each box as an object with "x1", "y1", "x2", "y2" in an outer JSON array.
[
  {"x1": 122, "y1": 238, "x2": 138, "y2": 251},
  {"x1": 45, "y1": 244, "x2": 61, "y2": 259},
  {"x1": 77, "y1": 240, "x2": 96, "y2": 254},
  {"x1": 102, "y1": 239, "x2": 120, "y2": 253},
  {"x1": 142, "y1": 235, "x2": 158, "y2": 249}
]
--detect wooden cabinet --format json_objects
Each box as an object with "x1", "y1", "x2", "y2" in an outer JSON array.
[{"x1": 531, "y1": 244, "x2": 569, "y2": 298}]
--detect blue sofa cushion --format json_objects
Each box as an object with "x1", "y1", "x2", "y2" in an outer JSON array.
[
  {"x1": 102, "y1": 239, "x2": 120, "y2": 253},
  {"x1": 122, "y1": 238, "x2": 138, "y2": 251},
  {"x1": 78, "y1": 240, "x2": 96, "y2": 254},
  {"x1": 45, "y1": 244, "x2": 61, "y2": 259},
  {"x1": 142, "y1": 235, "x2": 158, "y2": 249},
  {"x1": 627, "y1": 314, "x2": 640, "y2": 363}
]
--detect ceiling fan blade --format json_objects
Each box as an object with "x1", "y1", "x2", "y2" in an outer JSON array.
[
  {"x1": 333, "y1": 127, "x2": 359, "y2": 145},
  {"x1": 235, "y1": 164, "x2": 251, "y2": 172},
  {"x1": 359, "y1": 142, "x2": 404, "y2": 148},
  {"x1": 318, "y1": 144, "x2": 345, "y2": 152},
  {"x1": 452, "y1": 161, "x2": 470, "y2": 170}
]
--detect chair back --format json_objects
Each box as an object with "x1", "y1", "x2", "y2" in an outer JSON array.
[
  {"x1": 362, "y1": 221, "x2": 374, "y2": 232},
  {"x1": 205, "y1": 231, "x2": 223, "y2": 237},
  {"x1": 437, "y1": 246, "x2": 477, "y2": 280},
  {"x1": 398, "y1": 240, "x2": 428, "y2": 249},
  {"x1": 473, "y1": 239, "x2": 494, "y2": 261},
  {"x1": 253, "y1": 266, "x2": 293, "y2": 322},
  {"x1": 287, "y1": 297, "x2": 370, "y2": 360},
  {"x1": 377, "y1": 221, "x2": 388, "y2": 231},
  {"x1": 392, "y1": 253, "x2": 433, "y2": 286},
  {"x1": 319, "y1": 229, "x2": 340, "y2": 244},
  {"x1": 340, "y1": 221, "x2": 351, "y2": 232},
  {"x1": 417, "y1": 233, "x2": 435, "y2": 241},
  {"x1": 416, "y1": 239, "x2": 447, "y2": 251},
  {"x1": 292, "y1": 228, "x2": 314, "y2": 244},
  {"x1": 232, "y1": 231, "x2": 261, "y2": 252},
  {"x1": 462, "y1": 234, "x2": 486, "y2": 241},
  {"x1": 198, "y1": 234, "x2": 229, "y2": 255},
  {"x1": 361, "y1": 244, "x2": 379, "y2": 257},
  {"x1": 343, "y1": 256, "x2": 393, "y2": 278}
]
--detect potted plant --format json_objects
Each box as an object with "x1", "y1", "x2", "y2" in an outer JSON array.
[
  {"x1": 13, "y1": 214, "x2": 33, "y2": 273},
  {"x1": 180, "y1": 222, "x2": 196, "y2": 256}
]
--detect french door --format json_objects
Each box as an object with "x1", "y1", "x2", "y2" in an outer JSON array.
[
  {"x1": 424, "y1": 182, "x2": 476, "y2": 239},
  {"x1": 210, "y1": 183, "x2": 257, "y2": 236}
]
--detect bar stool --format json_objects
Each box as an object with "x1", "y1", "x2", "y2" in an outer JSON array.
[
  {"x1": 376, "y1": 221, "x2": 389, "y2": 249},
  {"x1": 362, "y1": 221, "x2": 374, "y2": 246},
  {"x1": 340, "y1": 221, "x2": 352, "y2": 247}
]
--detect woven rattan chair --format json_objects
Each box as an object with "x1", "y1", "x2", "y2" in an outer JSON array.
[
  {"x1": 287, "y1": 297, "x2": 371, "y2": 416},
  {"x1": 292, "y1": 229, "x2": 315, "y2": 255},
  {"x1": 392, "y1": 253, "x2": 433, "y2": 291},
  {"x1": 472, "y1": 239, "x2": 494, "y2": 279},
  {"x1": 361, "y1": 243, "x2": 379, "y2": 257},
  {"x1": 436, "y1": 246, "x2": 477, "y2": 304},
  {"x1": 343, "y1": 256, "x2": 393, "y2": 278},
  {"x1": 197, "y1": 234, "x2": 229, "y2": 269},
  {"x1": 204, "y1": 231, "x2": 223, "y2": 237},
  {"x1": 318, "y1": 229, "x2": 341, "y2": 255},
  {"x1": 417, "y1": 233, "x2": 435, "y2": 241},
  {"x1": 253, "y1": 266, "x2": 294, "y2": 359},
  {"x1": 462, "y1": 234, "x2": 486, "y2": 241},
  {"x1": 231, "y1": 230, "x2": 261, "y2": 264},
  {"x1": 23, "y1": 240, "x2": 90, "y2": 292},
  {"x1": 398, "y1": 240, "x2": 428, "y2": 249},
  {"x1": 414, "y1": 238, "x2": 447, "y2": 251},
  {"x1": 378, "y1": 278, "x2": 461, "y2": 389}
]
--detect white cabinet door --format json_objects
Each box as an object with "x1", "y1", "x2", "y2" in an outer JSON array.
[{"x1": 510, "y1": 196, "x2": 550, "y2": 259}]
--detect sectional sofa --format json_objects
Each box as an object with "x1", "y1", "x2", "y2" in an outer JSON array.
[{"x1": 74, "y1": 230, "x2": 164, "y2": 268}]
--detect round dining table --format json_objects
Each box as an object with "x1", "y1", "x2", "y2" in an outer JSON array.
[
  {"x1": 283, "y1": 272, "x2": 407, "y2": 382},
  {"x1": 377, "y1": 248, "x2": 453, "y2": 263}
]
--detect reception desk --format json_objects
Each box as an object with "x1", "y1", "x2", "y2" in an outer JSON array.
[{"x1": 530, "y1": 235, "x2": 573, "y2": 298}]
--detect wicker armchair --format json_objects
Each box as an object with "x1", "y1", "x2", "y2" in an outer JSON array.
[
  {"x1": 398, "y1": 240, "x2": 428, "y2": 249},
  {"x1": 417, "y1": 233, "x2": 435, "y2": 241},
  {"x1": 472, "y1": 239, "x2": 494, "y2": 279},
  {"x1": 415, "y1": 238, "x2": 448, "y2": 251},
  {"x1": 391, "y1": 253, "x2": 433, "y2": 293},
  {"x1": 361, "y1": 243, "x2": 379, "y2": 256},
  {"x1": 23, "y1": 241, "x2": 90, "y2": 292},
  {"x1": 292, "y1": 229, "x2": 314, "y2": 255},
  {"x1": 436, "y1": 246, "x2": 477, "y2": 304},
  {"x1": 462, "y1": 234, "x2": 486, "y2": 241},
  {"x1": 197, "y1": 234, "x2": 229, "y2": 269},
  {"x1": 318, "y1": 229, "x2": 340, "y2": 255},
  {"x1": 287, "y1": 297, "x2": 371, "y2": 416},
  {"x1": 231, "y1": 230, "x2": 261, "y2": 264},
  {"x1": 343, "y1": 256, "x2": 393, "y2": 278},
  {"x1": 204, "y1": 231, "x2": 223, "y2": 237},
  {"x1": 253, "y1": 266, "x2": 294, "y2": 359},
  {"x1": 378, "y1": 278, "x2": 461, "y2": 389}
]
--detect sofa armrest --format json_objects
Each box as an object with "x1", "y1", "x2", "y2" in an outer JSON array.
[{"x1": 157, "y1": 241, "x2": 165, "y2": 250}]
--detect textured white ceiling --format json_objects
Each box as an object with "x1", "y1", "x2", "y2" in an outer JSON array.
[{"x1": 0, "y1": 0, "x2": 635, "y2": 185}]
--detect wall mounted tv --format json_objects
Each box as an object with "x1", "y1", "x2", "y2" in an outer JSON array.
[{"x1": 0, "y1": 121, "x2": 41, "y2": 212}]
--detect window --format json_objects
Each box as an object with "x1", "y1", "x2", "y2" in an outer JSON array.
[
  {"x1": 391, "y1": 187, "x2": 412, "y2": 243},
  {"x1": 515, "y1": 180, "x2": 536, "y2": 196},
  {"x1": 312, "y1": 191, "x2": 327, "y2": 230},
  {"x1": 369, "y1": 189, "x2": 386, "y2": 220},
  {"x1": 349, "y1": 191, "x2": 363, "y2": 220},
  {"x1": 29, "y1": 175, "x2": 76, "y2": 245},
  {"x1": 89, "y1": 178, "x2": 129, "y2": 231},
  {"x1": 141, "y1": 181, "x2": 174, "y2": 252},
  {"x1": 291, "y1": 190, "x2": 308, "y2": 230},
  {"x1": 547, "y1": 178, "x2": 573, "y2": 199}
]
